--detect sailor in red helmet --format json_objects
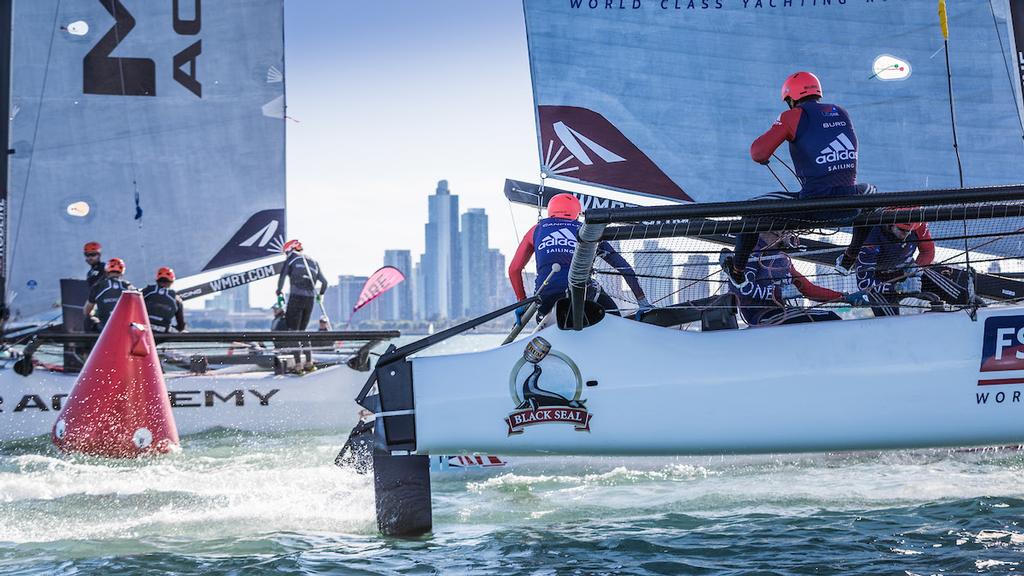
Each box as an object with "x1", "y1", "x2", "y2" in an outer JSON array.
[
  {"x1": 276, "y1": 239, "x2": 328, "y2": 331},
  {"x1": 84, "y1": 257, "x2": 133, "y2": 332},
  {"x1": 853, "y1": 220, "x2": 936, "y2": 316},
  {"x1": 723, "y1": 71, "x2": 875, "y2": 289},
  {"x1": 723, "y1": 232, "x2": 865, "y2": 326},
  {"x1": 83, "y1": 241, "x2": 105, "y2": 288},
  {"x1": 508, "y1": 193, "x2": 650, "y2": 324},
  {"x1": 142, "y1": 267, "x2": 186, "y2": 332}
]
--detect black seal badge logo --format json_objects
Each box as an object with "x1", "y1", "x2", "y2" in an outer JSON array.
[{"x1": 506, "y1": 336, "x2": 591, "y2": 436}]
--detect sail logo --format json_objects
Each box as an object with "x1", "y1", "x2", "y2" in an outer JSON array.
[
  {"x1": 978, "y1": 316, "x2": 1024, "y2": 386},
  {"x1": 84, "y1": 0, "x2": 203, "y2": 97},
  {"x1": 537, "y1": 228, "x2": 578, "y2": 252},
  {"x1": 815, "y1": 134, "x2": 857, "y2": 165},
  {"x1": 544, "y1": 121, "x2": 627, "y2": 177},
  {"x1": 239, "y1": 220, "x2": 280, "y2": 249},
  {"x1": 505, "y1": 337, "x2": 592, "y2": 436},
  {"x1": 537, "y1": 106, "x2": 693, "y2": 202},
  {"x1": 204, "y1": 209, "x2": 286, "y2": 271}
]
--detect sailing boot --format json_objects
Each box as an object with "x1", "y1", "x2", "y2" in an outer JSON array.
[
  {"x1": 719, "y1": 249, "x2": 750, "y2": 290},
  {"x1": 834, "y1": 249, "x2": 857, "y2": 276}
]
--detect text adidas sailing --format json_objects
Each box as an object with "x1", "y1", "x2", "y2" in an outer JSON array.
[
  {"x1": 538, "y1": 229, "x2": 578, "y2": 251},
  {"x1": 816, "y1": 133, "x2": 857, "y2": 165}
]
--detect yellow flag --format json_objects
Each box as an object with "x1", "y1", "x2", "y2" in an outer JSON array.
[{"x1": 938, "y1": 0, "x2": 949, "y2": 40}]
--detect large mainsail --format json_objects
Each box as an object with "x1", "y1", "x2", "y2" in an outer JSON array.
[
  {"x1": 523, "y1": 1, "x2": 1024, "y2": 204},
  {"x1": 4, "y1": 0, "x2": 286, "y2": 322}
]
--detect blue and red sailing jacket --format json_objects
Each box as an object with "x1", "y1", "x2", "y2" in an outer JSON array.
[
  {"x1": 751, "y1": 100, "x2": 857, "y2": 195},
  {"x1": 509, "y1": 217, "x2": 646, "y2": 307},
  {"x1": 855, "y1": 224, "x2": 935, "y2": 293},
  {"x1": 727, "y1": 236, "x2": 842, "y2": 326}
]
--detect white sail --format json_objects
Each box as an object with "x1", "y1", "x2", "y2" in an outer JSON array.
[
  {"x1": 5, "y1": 0, "x2": 286, "y2": 321},
  {"x1": 523, "y1": 1, "x2": 1024, "y2": 203}
]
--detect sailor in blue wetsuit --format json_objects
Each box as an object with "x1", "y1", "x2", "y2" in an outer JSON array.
[
  {"x1": 508, "y1": 193, "x2": 650, "y2": 322},
  {"x1": 854, "y1": 221, "x2": 936, "y2": 317},
  {"x1": 83, "y1": 258, "x2": 133, "y2": 332},
  {"x1": 723, "y1": 71, "x2": 875, "y2": 289},
  {"x1": 276, "y1": 239, "x2": 328, "y2": 331},
  {"x1": 723, "y1": 232, "x2": 866, "y2": 326},
  {"x1": 142, "y1": 267, "x2": 186, "y2": 332}
]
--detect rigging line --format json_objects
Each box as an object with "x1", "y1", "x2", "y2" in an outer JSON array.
[
  {"x1": 939, "y1": 2, "x2": 973, "y2": 290},
  {"x1": 989, "y1": 0, "x2": 1024, "y2": 141},
  {"x1": 939, "y1": 16, "x2": 965, "y2": 187},
  {"x1": 8, "y1": 0, "x2": 63, "y2": 289},
  {"x1": 764, "y1": 163, "x2": 791, "y2": 194},
  {"x1": 770, "y1": 153, "x2": 798, "y2": 180},
  {"x1": 109, "y1": 0, "x2": 147, "y2": 265}
]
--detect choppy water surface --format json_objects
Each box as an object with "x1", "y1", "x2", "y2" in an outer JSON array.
[{"x1": 3, "y1": 336, "x2": 1024, "y2": 574}]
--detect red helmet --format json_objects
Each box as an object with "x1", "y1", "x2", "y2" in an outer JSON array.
[
  {"x1": 83, "y1": 241, "x2": 102, "y2": 254},
  {"x1": 105, "y1": 258, "x2": 125, "y2": 274},
  {"x1": 156, "y1": 267, "x2": 175, "y2": 282},
  {"x1": 781, "y1": 71, "x2": 822, "y2": 103},
  {"x1": 282, "y1": 239, "x2": 303, "y2": 254},
  {"x1": 547, "y1": 193, "x2": 581, "y2": 220}
]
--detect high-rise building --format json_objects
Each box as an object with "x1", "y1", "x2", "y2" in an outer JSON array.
[
  {"x1": 680, "y1": 254, "x2": 710, "y2": 303},
  {"x1": 635, "y1": 240, "x2": 674, "y2": 305},
  {"x1": 461, "y1": 208, "x2": 490, "y2": 317},
  {"x1": 413, "y1": 258, "x2": 424, "y2": 321},
  {"x1": 488, "y1": 248, "x2": 513, "y2": 310},
  {"x1": 337, "y1": 275, "x2": 370, "y2": 321},
  {"x1": 381, "y1": 250, "x2": 413, "y2": 320},
  {"x1": 423, "y1": 180, "x2": 461, "y2": 319}
]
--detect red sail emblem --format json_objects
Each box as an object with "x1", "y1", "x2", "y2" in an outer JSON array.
[{"x1": 538, "y1": 105, "x2": 692, "y2": 202}]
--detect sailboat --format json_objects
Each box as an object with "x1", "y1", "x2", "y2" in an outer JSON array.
[
  {"x1": 348, "y1": 0, "x2": 1024, "y2": 534},
  {"x1": 0, "y1": 1, "x2": 396, "y2": 441}
]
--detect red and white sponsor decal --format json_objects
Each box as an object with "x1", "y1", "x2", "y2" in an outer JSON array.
[{"x1": 506, "y1": 406, "x2": 592, "y2": 435}]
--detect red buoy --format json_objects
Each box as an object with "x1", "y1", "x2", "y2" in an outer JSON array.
[{"x1": 52, "y1": 290, "x2": 179, "y2": 457}]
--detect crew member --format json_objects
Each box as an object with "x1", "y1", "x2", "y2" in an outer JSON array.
[
  {"x1": 142, "y1": 267, "x2": 186, "y2": 332},
  {"x1": 84, "y1": 258, "x2": 133, "y2": 332},
  {"x1": 276, "y1": 239, "x2": 328, "y2": 331},
  {"x1": 854, "y1": 221, "x2": 935, "y2": 317},
  {"x1": 508, "y1": 193, "x2": 651, "y2": 322},
  {"x1": 723, "y1": 71, "x2": 874, "y2": 289},
  {"x1": 83, "y1": 241, "x2": 105, "y2": 288},
  {"x1": 723, "y1": 232, "x2": 866, "y2": 326}
]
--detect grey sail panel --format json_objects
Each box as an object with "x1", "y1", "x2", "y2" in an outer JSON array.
[
  {"x1": 523, "y1": 1, "x2": 1024, "y2": 204},
  {"x1": 6, "y1": 0, "x2": 285, "y2": 321}
]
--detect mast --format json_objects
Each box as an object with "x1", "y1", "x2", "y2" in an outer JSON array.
[{"x1": 0, "y1": 0, "x2": 11, "y2": 327}]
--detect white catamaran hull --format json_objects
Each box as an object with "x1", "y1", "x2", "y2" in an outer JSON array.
[
  {"x1": 0, "y1": 364, "x2": 367, "y2": 442},
  {"x1": 409, "y1": 307, "x2": 1024, "y2": 456}
]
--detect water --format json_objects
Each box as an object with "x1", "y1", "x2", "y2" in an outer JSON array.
[{"x1": 4, "y1": 335, "x2": 1024, "y2": 575}]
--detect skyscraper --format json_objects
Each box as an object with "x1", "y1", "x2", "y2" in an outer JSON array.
[
  {"x1": 423, "y1": 180, "x2": 461, "y2": 319},
  {"x1": 680, "y1": 254, "x2": 710, "y2": 302},
  {"x1": 381, "y1": 250, "x2": 413, "y2": 320},
  {"x1": 337, "y1": 275, "x2": 370, "y2": 321},
  {"x1": 413, "y1": 258, "x2": 424, "y2": 321},
  {"x1": 488, "y1": 248, "x2": 513, "y2": 310},
  {"x1": 635, "y1": 240, "x2": 674, "y2": 305},
  {"x1": 461, "y1": 208, "x2": 490, "y2": 317}
]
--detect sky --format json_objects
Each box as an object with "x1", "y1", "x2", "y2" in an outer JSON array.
[{"x1": 281, "y1": 1, "x2": 548, "y2": 288}]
